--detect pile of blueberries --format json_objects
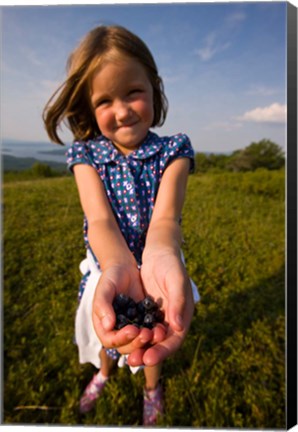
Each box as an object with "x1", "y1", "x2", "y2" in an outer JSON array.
[{"x1": 112, "y1": 294, "x2": 165, "y2": 330}]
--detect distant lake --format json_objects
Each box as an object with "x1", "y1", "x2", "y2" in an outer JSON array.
[
  {"x1": 1, "y1": 139, "x2": 69, "y2": 163},
  {"x1": 2, "y1": 139, "x2": 232, "y2": 165}
]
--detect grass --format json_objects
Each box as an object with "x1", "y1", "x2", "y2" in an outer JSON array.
[{"x1": 3, "y1": 169, "x2": 285, "y2": 427}]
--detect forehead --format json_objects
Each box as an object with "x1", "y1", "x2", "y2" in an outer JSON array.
[
  {"x1": 93, "y1": 48, "x2": 148, "y2": 76},
  {"x1": 91, "y1": 54, "x2": 151, "y2": 92}
]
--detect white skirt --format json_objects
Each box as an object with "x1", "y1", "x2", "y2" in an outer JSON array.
[{"x1": 75, "y1": 249, "x2": 200, "y2": 373}]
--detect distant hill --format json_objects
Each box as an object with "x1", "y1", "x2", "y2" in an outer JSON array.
[
  {"x1": 2, "y1": 154, "x2": 67, "y2": 172},
  {"x1": 39, "y1": 148, "x2": 68, "y2": 156}
]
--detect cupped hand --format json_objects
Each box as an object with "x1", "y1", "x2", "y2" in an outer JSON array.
[
  {"x1": 128, "y1": 252, "x2": 194, "y2": 367},
  {"x1": 92, "y1": 263, "x2": 156, "y2": 355}
]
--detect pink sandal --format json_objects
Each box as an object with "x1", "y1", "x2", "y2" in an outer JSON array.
[
  {"x1": 79, "y1": 374, "x2": 107, "y2": 414},
  {"x1": 143, "y1": 383, "x2": 164, "y2": 425}
]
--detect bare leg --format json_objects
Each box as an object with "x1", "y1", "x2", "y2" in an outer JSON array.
[
  {"x1": 144, "y1": 363, "x2": 162, "y2": 390},
  {"x1": 143, "y1": 362, "x2": 164, "y2": 425},
  {"x1": 99, "y1": 348, "x2": 118, "y2": 377},
  {"x1": 79, "y1": 349, "x2": 118, "y2": 413}
]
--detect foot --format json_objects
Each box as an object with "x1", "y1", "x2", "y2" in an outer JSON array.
[
  {"x1": 79, "y1": 373, "x2": 107, "y2": 414},
  {"x1": 143, "y1": 383, "x2": 164, "y2": 426}
]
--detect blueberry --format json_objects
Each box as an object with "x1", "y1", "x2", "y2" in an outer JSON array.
[
  {"x1": 112, "y1": 301, "x2": 122, "y2": 314},
  {"x1": 153, "y1": 309, "x2": 165, "y2": 323},
  {"x1": 115, "y1": 313, "x2": 128, "y2": 329},
  {"x1": 135, "y1": 313, "x2": 144, "y2": 326},
  {"x1": 126, "y1": 306, "x2": 137, "y2": 320},
  {"x1": 143, "y1": 313, "x2": 154, "y2": 329},
  {"x1": 137, "y1": 301, "x2": 146, "y2": 315},
  {"x1": 113, "y1": 294, "x2": 165, "y2": 330},
  {"x1": 115, "y1": 294, "x2": 130, "y2": 308},
  {"x1": 142, "y1": 296, "x2": 157, "y2": 311},
  {"x1": 128, "y1": 298, "x2": 137, "y2": 308}
]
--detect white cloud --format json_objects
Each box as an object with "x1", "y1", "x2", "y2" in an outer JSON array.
[
  {"x1": 203, "y1": 121, "x2": 243, "y2": 132},
  {"x1": 238, "y1": 103, "x2": 287, "y2": 123},
  {"x1": 23, "y1": 46, "x2": 44, "y2": 68},
  {"x1": 163, "y1": 73, "x2": 184, "y2": 84},
  {"x1": 245, "y1": 85, "x2": 280, "y2": 97},
  {"x1": 195, "y1": 32, "x2": 230, "y2": 61},
  {"x1": 195, "y1": 8, "x2": 245, "y2": 62},
  {"x1": 225, "y1": 11, "x2": 246, "y2": 25}
]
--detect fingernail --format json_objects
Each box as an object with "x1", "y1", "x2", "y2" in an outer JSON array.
[
  {"x1": 126, "y1": 328, "x2": 139, "y2": 339},
  {"x1": 140, "y1": 336, "x2": 150, "y2": 344}
]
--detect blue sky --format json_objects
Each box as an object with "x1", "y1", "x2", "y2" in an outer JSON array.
[{"x1": 1, "y1": 2, "x2": 287, "y2": 153}]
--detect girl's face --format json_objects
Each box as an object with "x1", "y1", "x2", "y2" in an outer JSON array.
[{"x1": 91, "y1": 55, "x2": 154, "y2": 155}]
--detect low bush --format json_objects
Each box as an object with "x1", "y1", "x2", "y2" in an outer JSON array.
[{"x1": 3, "y1": 170, "x2": 285, "y2": 427}]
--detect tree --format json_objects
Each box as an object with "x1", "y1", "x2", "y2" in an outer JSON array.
[
  {"x1": 195, "y1": 152, "x2": 231, "y2": 173},
  {"x1": 228, "y1": 139, "x2": 285, "y2": 172},
  {"x1": 29, "y1": 162, "x2": 55, "y2": 177},
  {"x1": 195, "y1": 153, "x2": 211, "y2": 173}
]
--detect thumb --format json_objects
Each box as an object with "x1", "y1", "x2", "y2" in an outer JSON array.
[
  {"x1": 93, "y1": 279, "x2": 116, "y2": 331},
  {"x1": 167, "y1": 289, "x2": 185, "y2": 332}
]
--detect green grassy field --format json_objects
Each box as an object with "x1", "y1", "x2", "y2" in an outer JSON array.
[{"x1": 3, "y1": 169, "x2": 285, "y2": 427}]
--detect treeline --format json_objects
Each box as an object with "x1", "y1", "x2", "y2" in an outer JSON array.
[
  {"x1": 3, "y1": 161, "x2": 69, "y2": 182},
  {"x1": 3, "y1": 138, "x2": 285, "y2": 182},
  {"x1": 195, "y1": 139, "x2": 285, "y2": 173}
]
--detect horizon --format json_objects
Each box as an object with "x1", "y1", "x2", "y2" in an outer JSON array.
[{"x1": 2, "y1": 137, "x2": 236, "y2": 157}]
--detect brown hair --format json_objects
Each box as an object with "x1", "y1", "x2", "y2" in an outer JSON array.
[{"x1": 42, "y1": 25, "x2": 168, "y2": 145}]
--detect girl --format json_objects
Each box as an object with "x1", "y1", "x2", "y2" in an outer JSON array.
[{"x1": 43, "y1": 25, "x2": 199, "y2": 425}]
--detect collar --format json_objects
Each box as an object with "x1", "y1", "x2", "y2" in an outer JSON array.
[{"x1": 89, "y1": 131, "x2": 163, "y2": 164}]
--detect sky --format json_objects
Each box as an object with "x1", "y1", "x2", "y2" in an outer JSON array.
[{"x1": 1, "y1": 1, "x2": 288, "y2": 153}]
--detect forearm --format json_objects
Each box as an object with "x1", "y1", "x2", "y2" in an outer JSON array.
[
  {"x1": 88, "y1": 218, "x2": 137, "y2": 270},
  {"x1": 142, "y1": 159, "x2": 190, "y2": 262},
  {"x1": 72, "y1": 165, "x2": 137, "y2": 270},
  {"x1": 142, "y1": 218, "x2": 183, "y2": 261}
]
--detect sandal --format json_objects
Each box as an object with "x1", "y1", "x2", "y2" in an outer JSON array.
[
  {"x1": 143, "y1": 383, "x2": 164, "y2": 425},
  {"x1": 79, "y1": 374, "x2": 107, "y2": 413}
]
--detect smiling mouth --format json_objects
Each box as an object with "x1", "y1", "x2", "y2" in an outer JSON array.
[{"x1": 117, "y1": 121, "x2": 138, "y2": 129}]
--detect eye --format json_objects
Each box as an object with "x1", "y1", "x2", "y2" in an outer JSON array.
[
  {"x1": 92, "y1": 96, "x2": 111, "y2": 110},
  {"x1": 95, "y1": 99, "x2": 110, "y2": 108},
  {"x1": 128, "y1": 88, "x2": 143, "y2": 96}
]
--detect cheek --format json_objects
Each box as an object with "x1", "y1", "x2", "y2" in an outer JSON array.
[
  {"x1": 134, "y1": 98, "x2": 154, "y2": 122},
  {"x1": 94, "y1": 109, "x2": 113, "y2": 132}
]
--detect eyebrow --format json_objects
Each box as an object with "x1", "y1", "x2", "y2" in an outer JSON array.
[
  {"x1": 91, "y1": 93, "x2": 109, "y2": 108},
  {"x1": 91, "y1": 79, "x2": 148, "y2": 108}
]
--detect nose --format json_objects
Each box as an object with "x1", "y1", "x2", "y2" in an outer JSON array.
[{"x1": 114, "y1": 100, "x2": 132, "y2": 122}]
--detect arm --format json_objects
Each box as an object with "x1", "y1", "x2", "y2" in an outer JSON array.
[
  {"x1": 128, "y1": 157, "x2": 194, "y2": 367},
  {"x1": 142, "y1": 157, "x2": 189, "y2": 258},
  {"x1": 73, "y1": 164, "x2": 136, "y2": 270},
  {"x1": 73, "y1": 164, "x2": 161, "y2": 354}
]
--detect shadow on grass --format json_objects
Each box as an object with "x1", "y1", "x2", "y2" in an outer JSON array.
[{"x1": 193, "y1": 264, "x2": 285, "y2": 353}]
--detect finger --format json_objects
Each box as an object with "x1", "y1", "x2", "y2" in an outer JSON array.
[
  {"x1": 151, "y1": 323, "x2": 167, "y2": 344},
  {"x1": 116, "y1": 327, "x2": 153, "y2": 354},
  {"x1": 113, "y1": 325, "x2": 141, "y2": 347},
  {"x1": 166, "y1": 294, "x2": 185, "y2": 332},
  {"x1": 166, "y1": 281, "x2": 194, "y2": 332},
  {"x1": 142, "y1": 332, "x2": 183, "y2": 366},
  {"x1": 93, "y1": 315, "x2": 140, "y2": 349},
  {"x1": 93, "y1": 280, "x2": 116, "y2": 332},
  {"x1": 118, "y1": 324, "x2": 167, "y2": 360},
  {"x1": 126, "y1": 348, "x2": 146, "y2": 367}
]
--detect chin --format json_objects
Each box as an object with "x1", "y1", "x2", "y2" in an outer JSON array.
[{"x1": 117, "y1": 132, "x2": 147, "y2": 147}]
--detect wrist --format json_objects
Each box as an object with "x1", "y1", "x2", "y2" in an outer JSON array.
[
  {"x1": 142, "y1": 244, "x2": 180, "y2": 263},
  {"x1": 100, "y1": 255, "x2": 137, "y2": 272},
  {"x1": 142, "y1": 219, "x2": 182, "y2": 262}
]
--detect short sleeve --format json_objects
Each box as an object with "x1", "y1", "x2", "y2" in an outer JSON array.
[
  {"x1": 66, "y1": 141, "x2": 93, "y2": 172},
  {"x1": 162, "y1": 133, "x2": 195, "y2": 174}
]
